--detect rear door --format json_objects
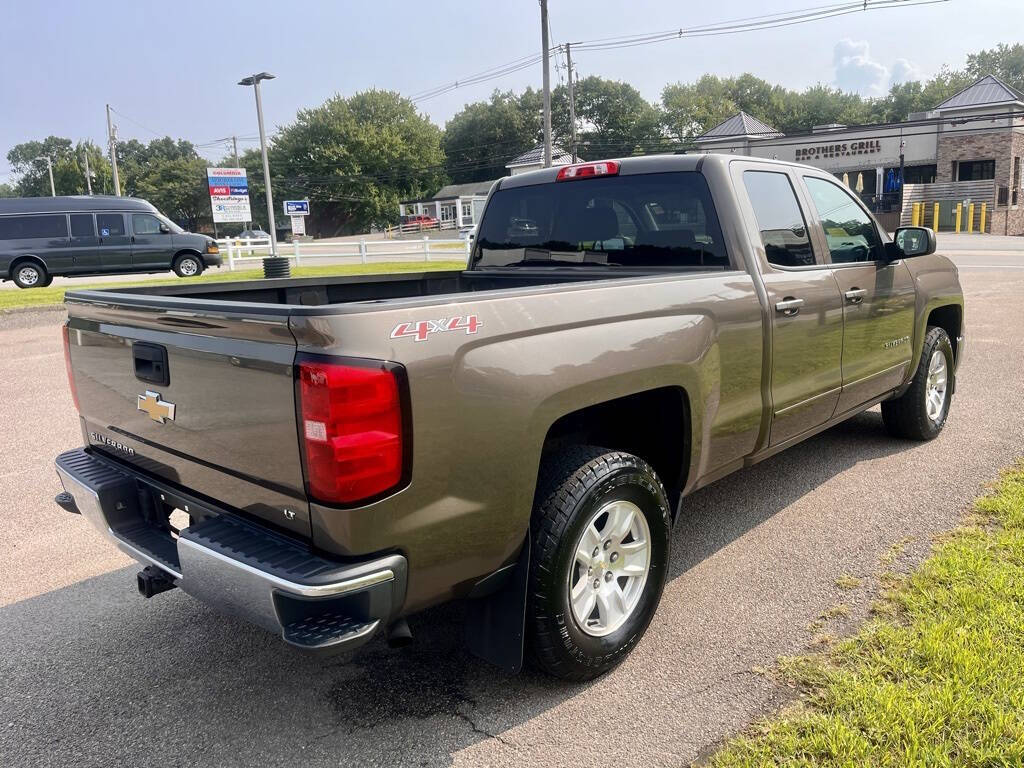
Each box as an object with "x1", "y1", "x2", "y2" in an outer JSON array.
[
  {"x1": 65, "y1": 299, "x2": 311, "y2": 538},
  {"x1": 737, "y1": 165, "x2": 845, "y2": 446},
  {"x1": 69, "y1": 213, "x2": 100, "y2": 272},
  {"x1": 95, "y1": 212, "x2": 133, "y2": 270},
  {"x1": 799, "y1": 175, "x2": 917, "y2": 413},
  {"x1": 130, "y1": 212, "x2": 173, "y2": 269}
]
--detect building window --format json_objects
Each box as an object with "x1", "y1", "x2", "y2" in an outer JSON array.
[
  {"x1": 461, "y1": 201, "x2": 473, "y2": 222},
  {"x1": 957, "y1": 160, "x2": 995, "y2": 181},
  {"x1": 1013, "y1": 157, "x2": 1021, "y2": 206},
  {"x1": 440, "y1": 204, "x2": 456, "y2": 222}
]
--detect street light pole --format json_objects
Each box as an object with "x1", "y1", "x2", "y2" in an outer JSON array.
[
  {"x1": 106, "y1": 104, "x2": 121, "y2": 196},
  {"x1": 566, "y1": 41, "x2": 577, "y2": 163},
  {"x1": 540, "y1": 0, "x2": 552, "y2": 168},
  {"x1": 35, "y1": 156, "x2": 55, "y2": 196},
  {"x1": 83, "y1": 150, "x2": 93, "y2": 195},
  {"x1": 239, "y1": 72, "x2": 278, "y2": 259}
]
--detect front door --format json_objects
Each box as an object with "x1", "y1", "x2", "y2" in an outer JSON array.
[
  {"x1": 130, "y1": 213, "x2": 173, "y2": 269},
  {"x1": 799, "y1": 175, "x2": 917, "y2": 413},
  {"x1": 69, "y1": 213, "x2": 100, "y2": 272},
  {"x1": 95, "y1": 212, "x2": 132, "y2": 271},
  {"x1": 739, "y1": 167, "x2": 845, "y2": 446}
]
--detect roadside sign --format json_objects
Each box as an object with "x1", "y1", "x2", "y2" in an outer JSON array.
[
  {"x1": 290, "y1": 215, "x2": 306, "y2": 237},
  {"x1": 207, "y1": 168, "x2": 251, "y2": 223},
  {"x1": 284, "y1": 200, "x2": 310, "y2": 216}
]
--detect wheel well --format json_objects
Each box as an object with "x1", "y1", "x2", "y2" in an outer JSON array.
[
  {"x1": 927, "y1": 305, "x2": 961, "y2": 360},
  {"x1": 541, "y1": 387, "x2": 690, "y2": 513},
  {"x1": 9, "y1": 255, "x2": 46, "y2": 278},
  {"x1": 173, "y1": 249, "x2": 202, "y2": 264}
]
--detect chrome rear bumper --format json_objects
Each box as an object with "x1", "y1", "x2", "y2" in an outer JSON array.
[{"x1": 55, "y1": 448, "x2": 406, "y2": 653}]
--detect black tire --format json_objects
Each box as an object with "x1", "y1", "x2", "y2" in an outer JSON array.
[
  {"x1": 527, "y1": 445, "x2": 671, "y2": 681},
  {"x1": 881, "y1": 326, "x2": 954, "y2": 440},
  {"x1": 39, "y1": 273, "x2": 54, "y2": 287},
  {"x1": 12, "y1": 260, "x2": 48, "y2": 289},
  {"x1": 173, "y1": 253, "x2": 204, "y2": 278}
]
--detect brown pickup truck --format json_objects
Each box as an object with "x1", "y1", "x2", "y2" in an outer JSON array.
[{"x1": 54, "y1": 154, "x2": 964, "y2": 680}]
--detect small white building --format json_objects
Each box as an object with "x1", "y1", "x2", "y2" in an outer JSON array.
[
  {"x1": 399, "y1": 180, "x2": 497, "y2": 229},
  {"x1": 505, "y1": 144, "x2": 574, "y2": 175}
]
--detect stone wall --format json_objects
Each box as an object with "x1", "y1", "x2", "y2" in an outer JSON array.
[{"x1": 937, "y1": 129, "x2": 1024, "y2": 234}]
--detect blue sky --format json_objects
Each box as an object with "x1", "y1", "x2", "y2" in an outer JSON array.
[{"x1": 1, "y1": 0, "x2": 1019, "y2": 181}]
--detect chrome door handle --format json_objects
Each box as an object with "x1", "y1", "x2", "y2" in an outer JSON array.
[
  {"x1": 845, "y1": 288, "x2": 867, "y2": 304},
  {"x1": 774, "y1": 297, "x2": 804, "y2": 316}
]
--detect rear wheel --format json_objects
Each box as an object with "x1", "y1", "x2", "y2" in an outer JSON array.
[
  {"x1": 173, "y1": 254, "x2": 204, "y2": 278},
  {"x1": 881, "y1": 326, "x2": 954, "y2": 440},
  {"x1": 12, "y1": 261, "x2": 47, "y2": 289},
  {"x1": 527, "y1": 446, "x2": 671, "y2": 681}
]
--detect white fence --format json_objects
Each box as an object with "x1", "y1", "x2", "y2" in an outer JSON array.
[{"x1": 217, "y1": 236, "x2": 471, "y2": 271}]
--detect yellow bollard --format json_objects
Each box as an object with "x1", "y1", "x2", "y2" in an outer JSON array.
[
  {"x1": 911, "y1": 202, "x2": 920, "y2": 227},
  {"x1": 980, "y1": 202, "x2": 987, "y2": 233},
  {"x1": 955, "y1": 203, "x2": 962, "y2": 233},
  {"x1": 967, "y1": 203, "x2": 974, "y2": 233},
  {"x1": 933, "y1": 202, "x2": 940, "y2": 230}
]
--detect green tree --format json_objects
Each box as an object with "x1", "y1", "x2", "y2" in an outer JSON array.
[
  {"x1": 0, "y1": 183, "x2": 15, "y2": 198},
  {"x1": 553, "y1": 76, "x2": 663, "y2": 157},
  {"x1": 966, "y1": 43, "x2": 1024, "y2": 91},
  {"x1": 135, "y1": 155, "x2": 211, "y2": 231},
  {"x1": 6, "y1": 137, "x2": 112, "y2": 196},
  {"x1": 661, "y1": 75, "x2": 741, "y2": 140},
  {"x1": 269, "y1": 90, "x2": 446, "y2": 235},
  {"x1": 443, "y1": 89, "x2": 541, "y2": 183}
]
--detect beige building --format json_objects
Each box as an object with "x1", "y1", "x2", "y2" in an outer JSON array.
[{"x1": 690, "y1": 75, "x2": 1024, "y2": 234}]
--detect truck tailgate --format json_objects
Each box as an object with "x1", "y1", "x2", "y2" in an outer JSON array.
[{"x1": 64, "y1": 297, "x2": 311, "y2": 539}]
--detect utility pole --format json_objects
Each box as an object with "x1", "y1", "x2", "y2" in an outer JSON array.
[
  {"x1": 83, "y1": 150, "x2": 93, "y2": 195},
  {"x1": 232, "y1": 136, "x2": 240, "y2": 168},
  {"x1": 565, "y1": 41, "x2": 577, "y2": 162},
  {"x1": 35, "y1": 156, "x2": 55, "y2": 196},
  {"x1": 106, "y1": 104, "x2": 121, "y2": 196},
  {"x1": 540, "y1": 0, "x2": 552, "y2": 168}
]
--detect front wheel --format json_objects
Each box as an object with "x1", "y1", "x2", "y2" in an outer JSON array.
[
  {"x1": 528, "y1": 446, "x2": 671, "y2": 681},
  {"x1": 12, "y1": 261, "x2": 48, "y2": 289},
  {"x1": 881, "y1": 326, "x2": 954, "y2": 440},
  {"x1": 173, "y1": 254, "x2": 204, "y2": 278}
]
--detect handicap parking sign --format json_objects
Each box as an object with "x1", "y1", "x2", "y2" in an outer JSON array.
[{"x1": 100, "y1": 227, "x2": 110, "y2": 237}]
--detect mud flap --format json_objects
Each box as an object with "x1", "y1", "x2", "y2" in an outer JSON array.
[{"x1": 464, "y1": 535, "x2": 530, "y2": 674}]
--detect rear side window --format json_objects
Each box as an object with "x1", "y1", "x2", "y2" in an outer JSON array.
[
  {"x1": 96, "y1": 213, "x2": 125, "y2": 237},
  {"x1": 473, "y1": 171, "x2": 730, "y2": 270},
  {"x1": 0, "y1": 214, "x2": 69, "y2": 240},
  {"x1": 70, "y1": 214, "x2": 94, "y2": 237},
  {"x1": 742, "y1": 171, "x2": 815, "y2": 268}
]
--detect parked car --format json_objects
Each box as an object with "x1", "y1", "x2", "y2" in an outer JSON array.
[
  {"x1": 54, "y1": 154, "x2": 964, "y2": 681},
  {"x1": 237, "y1": 228, "x2": 271, "y2": 241},
  {"x1": 400, "y1": 213, "x2": 438, "y2": 232},
  {"x1": 0, "y1": 196, "x2": 221, "y2": 288}
]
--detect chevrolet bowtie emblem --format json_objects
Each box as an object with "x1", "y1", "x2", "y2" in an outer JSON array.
[{"x1": 137, "y1": 391, "x2": 176, "y2": 423}]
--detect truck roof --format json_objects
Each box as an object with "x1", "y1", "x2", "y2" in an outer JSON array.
[{"x1": 0, "y1": 195, "x2": 158, "y2": 215}]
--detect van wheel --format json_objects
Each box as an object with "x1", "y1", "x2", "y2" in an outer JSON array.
[
  {"x1": 881, "y1": 326, "x2": 954, "y2": 440},
  {"x1": 528, "y1": 446, "x2": 671, "y2": 681},
  {"x1": 12, "y1": 261, "x2": 47, "y2": 289},
  {"x1": 173, "y1": 254, "x2": 204, "y2": 278}
]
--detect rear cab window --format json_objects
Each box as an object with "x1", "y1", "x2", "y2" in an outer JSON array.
[{"x1": 473, "y1": 171, "x2": 731, "y2": 271}]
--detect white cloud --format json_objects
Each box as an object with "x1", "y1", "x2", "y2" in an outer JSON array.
[{"x1": 832, "y1": 39, "x2": 923, "y2": 96}]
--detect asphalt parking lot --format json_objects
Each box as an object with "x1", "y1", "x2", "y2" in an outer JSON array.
[{"x1": 2, "y1": 243, "x2": 1023, "y2": 767}]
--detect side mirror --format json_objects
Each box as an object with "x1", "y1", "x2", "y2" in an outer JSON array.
[
  {"x1": 892, "y1": 227, "x2": 936, "y2": 258},
  {"x1": 159, "y1": 223, "x2": 170, "y2": 234}
]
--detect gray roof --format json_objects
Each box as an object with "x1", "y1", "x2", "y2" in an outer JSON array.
[
  {"x1": 0, "y1": 195, "x2": 157, "y2": 214},
  {"x1": 935, "y1": 74, "x2": 1024, "y2": 110},
  {"x1": 506, "y1": 144, "x2": 573, "y2": 167},
  {"x1": 430, "y1": 180, "x2": 498, "y2": 200},
  {"x1": 696, "y1": 111, "x2": 784, "y2": 141}
]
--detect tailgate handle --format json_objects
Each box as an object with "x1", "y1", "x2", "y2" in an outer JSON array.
[{"x1": 133, "y1": 342, "x2": 170, "y2": 386}]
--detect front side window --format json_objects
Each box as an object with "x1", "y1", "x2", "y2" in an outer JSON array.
[
  {"x1": 132, "y1": 213, "x2": 165, "y2": 235},
  {"x1": 742, "y1": 171, "x2": 815, "y2": 267},
  {"x1": 803, "y1": 177, "x2": 884, "y2": 263},
  {"x1": 96, "y1": 213, "x2": 125, "y2": 237},
  {"x1": 474, "y1": 171, "x2": 729, "y2": 270},
  {"x1": 0, "y1": 214, "x2": 69, "y2": 240}
]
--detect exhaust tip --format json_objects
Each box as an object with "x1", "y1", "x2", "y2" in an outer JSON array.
[{"x1": 386, "y1": 617, "x2": 413, "y2": 648}]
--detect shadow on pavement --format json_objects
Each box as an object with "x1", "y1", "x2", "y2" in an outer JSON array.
[{"x1": 0, "y1": 409, "x2": 911, "y2": 767}]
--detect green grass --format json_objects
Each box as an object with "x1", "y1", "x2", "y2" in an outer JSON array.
[
  {"x1": 0, "y1": 260, "x2": 466, "y2": 312},
  {"x1": 709, "y1": 464, "x2": 1024, "y2": 768}
]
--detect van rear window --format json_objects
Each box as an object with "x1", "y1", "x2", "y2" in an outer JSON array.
[
  {"x1": 0, "y1": 215, "x2": 69, "y2": 240},
  {"x1": 473, "y1": 171, "x2": 730, "y2": 270}
]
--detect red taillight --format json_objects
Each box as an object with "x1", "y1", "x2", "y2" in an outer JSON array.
[
  {"x1": 62, "y1": 324, "x2": 80, "y2": 412},
  {"x1": 556, "y1": 160, "x2": 620, "y2": 181},
  {"x1": 298, "y1": 358, "x2": 406, "y2": 505}
]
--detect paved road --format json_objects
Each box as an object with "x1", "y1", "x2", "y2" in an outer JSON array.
[{"x1": 1, "y1": 248, "x2": 1023, "y2": 767}]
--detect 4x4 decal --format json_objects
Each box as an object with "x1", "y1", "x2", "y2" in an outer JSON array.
[{"x1": 390, "y1": 315, "x2": 481, "y2": 342}]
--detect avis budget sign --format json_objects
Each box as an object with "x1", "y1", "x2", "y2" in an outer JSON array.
[{"x1": 207, "y1": 167, "x2": 251, "y2": 223}]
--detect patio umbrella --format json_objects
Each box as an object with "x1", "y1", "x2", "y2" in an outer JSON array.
[
  {"x1": 855, "y1": 172, "x2": 864, "y2": 194},
  {"x1": 842, "y1": 172, "x2": 850, "y2": 187}
]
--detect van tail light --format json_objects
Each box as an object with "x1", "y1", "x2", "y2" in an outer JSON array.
[
  {"x1": 62, "y1": 324, "x2": 80, "y2": 412},
  {"x1": 556, "y1": 160, "x2": 620, "y2": 181},
  {"x1": 297, "y1": 356, "x2": 408, "y2": 505}
]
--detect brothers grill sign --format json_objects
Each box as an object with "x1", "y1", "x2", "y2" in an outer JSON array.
[{"x1": 795, "y1": 139, "x2": 882, "y2": 161}]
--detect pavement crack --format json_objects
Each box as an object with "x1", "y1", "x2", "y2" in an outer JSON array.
[{"x1": 455, "y1": 707, "x2": 513, "y2": 748}]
